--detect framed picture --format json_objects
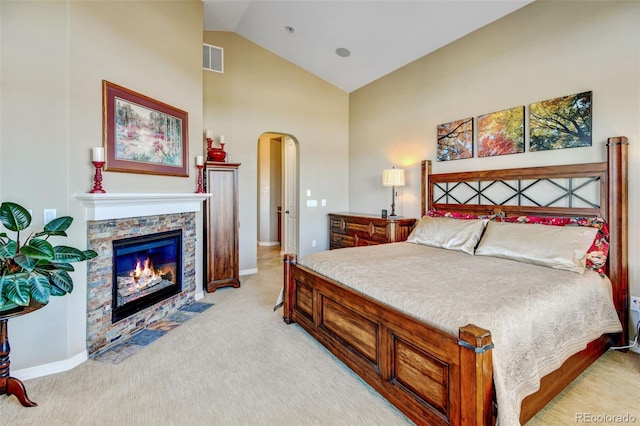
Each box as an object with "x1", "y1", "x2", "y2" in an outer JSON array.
[
  {"x1": 102, "y1": 80, "x2": 189, "y2": 176},
  {"x1": 437, "y1": 117, "x2": 473, "y2": 161},
  {"x1": 529, "y1": 91, "x2": 592, "y2": 151},
  {"x1": 477, "y1": 106, "x2": 524, "y2": 157}
]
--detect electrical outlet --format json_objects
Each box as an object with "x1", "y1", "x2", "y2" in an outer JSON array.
[
  {"x1": 631, "y1": 296, "x2": 640, "y2": 313},
  {"x1": 311, "y1": 240, "x2": 317, "y2": 247},
  {"x1": 44, "y1": 209, "x2": 56, "y2": 225}
]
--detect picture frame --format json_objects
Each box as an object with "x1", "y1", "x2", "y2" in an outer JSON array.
[
  {"x1": 102, "y1": 80, "x2": 189, "y2": 176},
  {"x1": 437, "y1": 117, "x2": 473, "y2": 161},
  {"x1": 477, "y1": 106, "x2": 524, "y2": 157},
  {"x1": 529, "y1": 91, "x2": 592, "y2": 151}
]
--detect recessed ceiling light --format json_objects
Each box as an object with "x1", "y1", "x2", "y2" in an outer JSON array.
[
  {"x1": 285, "y1": 26, "x2": 295, "y2": 34},
  {"x1": 335, "y1": 47, "x2": 351, "y2": 58}
]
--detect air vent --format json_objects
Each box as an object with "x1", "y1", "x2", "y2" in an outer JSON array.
[{"x1": 203, "y1": 43, "x2": 223, "y2": 73}]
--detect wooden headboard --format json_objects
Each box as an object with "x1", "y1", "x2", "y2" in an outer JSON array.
[{"x1": 421, "y1": 136, "x2": 629, "y2": 343}]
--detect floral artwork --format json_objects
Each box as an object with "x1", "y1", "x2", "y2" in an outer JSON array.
[
  {"x1": 477, "y1": 106, "x2": 524, "y2": 157},
  {"x1": 529, "y1": 91, "x2": 592, "y2": 151},
  {"x1": 114, "y1": 99, "x2": 183, "y2": 166},
  {"x1": 103, "y1": 80, "x2": 188, "y2": 176},
  {"x1": 437, "y1": 117, "x2": 473, "y2": 161}
]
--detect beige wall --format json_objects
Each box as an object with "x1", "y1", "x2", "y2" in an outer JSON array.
[
  {"x1": 202, "y1": 32, "x2": 349, "y2": 267},
  {"x1": 1, "y1": 1, "x2": 203, "y2": 371},
  {"x1": 349, "y1": 1, "x2": 640, "y2": 332}
]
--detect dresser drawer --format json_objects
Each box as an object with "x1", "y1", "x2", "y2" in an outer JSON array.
[
  {"x1": 330, "y1": 232, "x2": 355, "y2": 249},
  {"x1": 328, "y1": 213, "x2": 416, "y2": 250}
]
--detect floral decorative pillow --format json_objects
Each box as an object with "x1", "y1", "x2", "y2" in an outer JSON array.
[
  {"x1": 501, "y1": 215, "x2": 609, "y2": 275},
  {"x1": 427, "y1": 210, "x2": 502, "y2": 221}
]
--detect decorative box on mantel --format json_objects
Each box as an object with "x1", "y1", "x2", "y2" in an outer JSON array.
[{"x1": 75, "y1": 193, "x2": 210, "y2": 356}]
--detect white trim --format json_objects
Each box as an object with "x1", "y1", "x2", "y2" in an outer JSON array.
[
  {"x1": 74, "y1": 193, "x2": 210, "y2": 220},
  {"x1": 13, "y1": 350, "x2": 87, "y2": 381},
  {"x1": 258, "y1": 241, "x2": 281, "y2": 247},
  {"x1": 240, "y1": 268, "x2": 258, "y2": 276}
]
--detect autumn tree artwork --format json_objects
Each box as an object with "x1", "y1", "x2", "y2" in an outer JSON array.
[
  {"x1": 437, "y1": 117, "x2": 473, "y2": 161},
  {"x1": 530, "y1": 91, "x2": 592, "y2": 151},
  {"x1": 477, "y1": 106, "x2": 524, "y2": 157}
]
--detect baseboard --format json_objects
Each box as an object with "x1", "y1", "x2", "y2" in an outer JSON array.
[
  {"x1": 240, "y1": 268, "x2": 258, "y2": 276},
  {"x1": 257, "y1": 241, "x2": 280, "y2": 247},
  {"x1": 13, "y1": 350, "x2": 88, "y2": 381}
]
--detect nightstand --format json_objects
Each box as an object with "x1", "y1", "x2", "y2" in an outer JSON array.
[{"x1": 328, "y1": 213, "x2": 416, "y2": 249}]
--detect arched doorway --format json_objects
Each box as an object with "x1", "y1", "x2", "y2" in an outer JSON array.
[{"x1": 257, "y1": 133, "x2": 299, "y2": 256}]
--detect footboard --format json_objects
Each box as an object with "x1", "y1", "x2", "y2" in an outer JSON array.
[{"x1": 283, "y1": 254, "x2": 493, "y2": 426}]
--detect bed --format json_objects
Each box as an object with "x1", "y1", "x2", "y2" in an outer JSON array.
[{"x1": 282, "y1": 137, "x2": 629, "y2": 425}]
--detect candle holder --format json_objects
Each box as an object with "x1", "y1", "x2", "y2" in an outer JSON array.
[
  {"x1": 195, "y1": 164, "x2": 204, "y2": 193},
  {"x1": 90, "y1": 161, "x2": 106, "y2": 193}
]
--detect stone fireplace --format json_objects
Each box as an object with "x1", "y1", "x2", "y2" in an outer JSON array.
[{"x1": 76, "y1": 193, "x2": 209, "y2": 356}]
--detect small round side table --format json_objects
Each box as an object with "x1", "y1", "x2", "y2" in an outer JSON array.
[{"x1": 0, "y1": 301, "x2": 45, "y2": 407}]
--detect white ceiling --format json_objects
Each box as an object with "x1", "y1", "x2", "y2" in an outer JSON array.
[{"x1": 203, "y1": 1, "x2": 534, "y2": 93}]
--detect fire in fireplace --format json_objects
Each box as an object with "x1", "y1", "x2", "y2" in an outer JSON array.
[{"x1": 112, "y1": 230, "x2": 182, "y2": 323}]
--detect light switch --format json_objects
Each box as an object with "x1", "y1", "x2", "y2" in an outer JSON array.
[
  {"x1": 307, "y1": 199, "x2": 318, "y2": 207},
  {"x1": 44, "y1": 209, "x2": 56, "y2": 224},
  {"x1": 306, "y1": 189, "x2": 311, "y2": 197}
]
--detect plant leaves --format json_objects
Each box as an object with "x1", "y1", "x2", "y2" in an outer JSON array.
[
  {"x1": 50, "y1": 270, "x2": 73, "y2": 294},
  {"x1": 52, "y1": 246, "x2": 85, "y2": 263},
  {"x1": 13, "y1": 253, "x2": 39, "y2": 272},
  {"x1": 21, "y1": 238, "x2": 55, "y2": 260},
  {"x1": 0, "y1": 240, "x2": 17, "y2": 258},
  {"x1": 4, "y1": 276, "x2": 31, "y2": 306},
  {"x1": 83, "y1": 249, "x2": 99, "y2": 260},
  {"x1": 44, "y1": 216, "x2": 72, "y2": 233},
  {"x1": 29, "y1": 275, "x2": 51, "y2": 304},
  {"x1": 0, "y1": 202, "x2": 31, "y2": 232},
  {"x1": 37, "y1": 262, "x2": 75, "y2": 272}
]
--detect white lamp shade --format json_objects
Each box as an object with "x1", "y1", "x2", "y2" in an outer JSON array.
[{"x1": 382, "y1": 168, "x2": 405, "y2": 187}]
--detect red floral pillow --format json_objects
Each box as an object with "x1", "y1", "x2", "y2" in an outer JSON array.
[{"x1": 501, "y1": 215, "x2": 609, "y2": 275}]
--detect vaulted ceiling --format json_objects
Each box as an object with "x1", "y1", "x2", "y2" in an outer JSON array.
[{"x1": 203, "y1": 1, "x2": 534, "y2": 93}]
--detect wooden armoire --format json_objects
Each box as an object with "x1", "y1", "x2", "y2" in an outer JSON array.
[{"x1": 204, "y1": 162, "x2": 240, "y2": 292}]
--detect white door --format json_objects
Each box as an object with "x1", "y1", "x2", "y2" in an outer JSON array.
[{"x1": 282, "y1": 137, "x2": 298, "y2": 255}]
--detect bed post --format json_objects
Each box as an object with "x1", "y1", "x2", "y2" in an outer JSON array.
[
  {"x1": 607, "y1": 136, "x2": 628, "y2": 345},
  {"x1": 283, "y1": 254, "x2": 298, "y2": 324},
  {"x1": 421, "y1": 160, "x2": 432, "y2": 216},
  {"x1": 459, "y1": 324, "x2": 493, "y2": 426}
]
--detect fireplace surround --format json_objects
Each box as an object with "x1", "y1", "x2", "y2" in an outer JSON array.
[{"x1": 77, "y1": 193, "x2": 209, "y2": 356}]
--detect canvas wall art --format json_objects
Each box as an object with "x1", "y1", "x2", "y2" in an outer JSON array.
[
  {"x1": 437, "y1": 117, "x2": 473, "y2": 161},
  {"x1": 102, "y1": 80, "x2": 189, "y2": 176},
  {"x1": 477, "y1": 106, "x2": 524, "y2": 157},
  {"x1": 529, "y1": 91, "x2": 592, "y2": 151}
]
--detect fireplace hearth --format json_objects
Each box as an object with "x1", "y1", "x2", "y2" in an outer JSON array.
[{"x1": 112, "y1": 230, "x2": 182, "y2": 323}]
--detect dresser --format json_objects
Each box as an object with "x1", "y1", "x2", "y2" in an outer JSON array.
[
  {"x1": 329, "y1": 213, "x2": 416, "y2": 249},
  {"x1": 204, "y1": 162, "x2": 240, "y2": 292}
]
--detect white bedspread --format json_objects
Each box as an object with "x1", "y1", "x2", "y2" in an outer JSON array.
[{"x1": 297, "y1": 242, "x2": 622, "y2": 426}]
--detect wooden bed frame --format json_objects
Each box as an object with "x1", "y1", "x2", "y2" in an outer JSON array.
[{"x1": 283, "y1": 137, "x2": 628, "y2": 425}]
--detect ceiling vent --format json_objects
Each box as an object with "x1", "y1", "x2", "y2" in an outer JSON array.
[{"x1": 203, "y1": 43, "x2": 223, "y2": 73}]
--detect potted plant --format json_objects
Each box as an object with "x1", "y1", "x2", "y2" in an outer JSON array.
[{"x1": 0, "y1": 201, "x2": 97, "y2": 311}]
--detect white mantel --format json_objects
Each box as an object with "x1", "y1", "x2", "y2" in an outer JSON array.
[{"x1": 74, "y1": 193, "x2": 210, "y2": 220}]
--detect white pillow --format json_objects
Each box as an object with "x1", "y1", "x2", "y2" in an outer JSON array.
[
  {"x1": 406, "y1": 216, "x2": 488, "y2": 255},
  {"x1": 475, "y1": 221, "x2": 598, "y2": 274}
]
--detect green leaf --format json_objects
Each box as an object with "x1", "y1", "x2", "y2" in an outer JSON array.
[
  {"x1": 13, "y1": 253, "x2": 39, "y2": 272},
  {"x1": 44, "y1": 216, "x2": 72, "y2": 233},
  {"x1": 0, "y1": 202, "x2": 31, "y2": 232},
  {"x1": 53, "y1": 246, "x2": 85, "y2": 263},
  {"x1": 37, "y1": 262, "x2": 75, "y2": 272},
  {"x1": 0, "y1": 240, "x2": 17, "y2": 258},
  {"x1": 4, "y1": 276, "x2": 31, "y2": 306},
  {"x1": 21, "y1": 238, "x2": 55, "y2": 260},
  {"x1": 83, "y1": 249, "x2": 99, "y2": 260},
  {"x1": 29, "y1": 275, "x2": 51, "y2": 304},
  {"x1": 50, "y1": 270, "x2": 73, "y2": 294}
]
